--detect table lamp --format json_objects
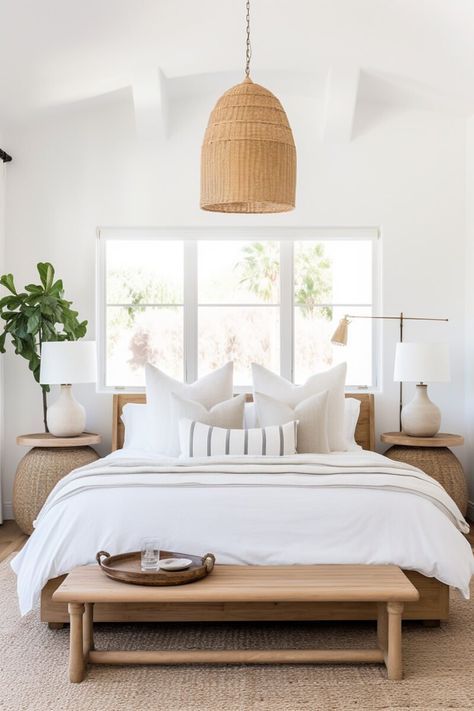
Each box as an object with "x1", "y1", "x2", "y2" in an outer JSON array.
[
  {"x1": 393, "y1": 342, "x2": 450, "y2": 437},
  {"x1": 40, "y1": 341, "x2": 97, "y2": 436},
  {"x1": 330, "y1": 312, "x2": 449, "y2": 430}
]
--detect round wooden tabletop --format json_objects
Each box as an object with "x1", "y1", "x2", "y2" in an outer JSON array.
[
  {"x1": 16, "y1": 432, "x2": 102, "y2": 448},
  {"x1": 380, "y1": 432, "x2": 464, "y2": 448}
]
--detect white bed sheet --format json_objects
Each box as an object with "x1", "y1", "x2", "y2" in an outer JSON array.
[{"x1": 11, "y1": 449, "x2": 474, "y2": 614}]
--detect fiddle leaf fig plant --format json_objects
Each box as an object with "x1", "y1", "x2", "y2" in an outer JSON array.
[{"x1": 0, "y1": 262, "x2": 88, "y2": 432}]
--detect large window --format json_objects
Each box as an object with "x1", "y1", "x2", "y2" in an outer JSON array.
[{"x1": 97, "y1": 228, "x2": 379, "y2": 391}]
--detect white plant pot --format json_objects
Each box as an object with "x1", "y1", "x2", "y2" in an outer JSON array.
[
  {"x1": 46, "y1": 385, "x2": 86, "y2": 437},
  {"x1": 401, "y1": 383, "x2": 441, "y2": 437}
]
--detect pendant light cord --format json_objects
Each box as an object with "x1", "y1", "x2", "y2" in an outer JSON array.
[{"x1": 245, "y1": 0, "x2": 252, "y2": 78}]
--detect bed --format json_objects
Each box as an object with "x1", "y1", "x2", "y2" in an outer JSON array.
[{"x1": 11, "y1": 393, "x2": 473, "y2": 626}]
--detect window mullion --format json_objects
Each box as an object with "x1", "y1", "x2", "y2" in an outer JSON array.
[
  {"x1": 372, "y1": 235, "x2": 381, "y2": 389},
  {"x1": 183, "y1": 241, "x2": 198, "y2": 383},
  {"x1": 96, "y1": 230, "x2": 107, "y2": 391},
  {"x1": 280, "y1": 240, "x2": 294, "y2": 381}
]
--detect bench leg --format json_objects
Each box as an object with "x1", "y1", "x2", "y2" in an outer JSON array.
[
  {"x1": 83, "y1": 603, "x2": 95, "y2": 658},
  {"x1": 377, "y1": 602, "x2": 388, "y2": 654},
  {"x1": 386, "y1": 602, "x2": 404, "y2": 680},
  {"x1": 68, "y1": 603, "x2": 85, "y2": 683}
]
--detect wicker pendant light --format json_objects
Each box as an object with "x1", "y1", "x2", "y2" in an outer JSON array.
[{"x1": 200, "y1": 0, "x2": 296, "y2": 213}]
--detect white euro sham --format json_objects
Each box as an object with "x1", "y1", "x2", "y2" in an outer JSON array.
[
  {"x1": 344, "y1": 397, "x2": 362, "y2": 451},
  {"x1": 145, "y1": 362, "x2": 234, "y2": 456},
  {"x1": 251, "y1": 362, "x2": 347, "y2": 451},
  {"x1": 121, "y1": 403, "x2": 155, "y2": 451}
]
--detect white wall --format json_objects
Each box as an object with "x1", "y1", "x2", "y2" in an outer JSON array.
[
  {"x1": 0, "y1": 142, "x2": 5, "y2": 522},
  {"x1": 1, "y1": 88, "x2": 470, "y2": 518},
  {"x1": 465, "y1": 116, "x2": 474, "y2": 519}
]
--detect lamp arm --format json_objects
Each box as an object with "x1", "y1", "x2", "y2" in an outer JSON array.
[{"x1": 344, "y1": 315, "x2": 448, "y2": 322}]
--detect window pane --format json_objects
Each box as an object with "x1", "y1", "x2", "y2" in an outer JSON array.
[
  {"x1": 106, "y1": 306, "x2": 183, "y2": 386},
  {"x1": 326, "y1": 241, "x2": 372, "y2": 304},
  {"x1": 198, "y1": 241, "x2": 280, "y2": 304},
  {"x1": 294, "y1": 305, "x2": 373, "y2": 386},
  {"x1": 293, "y1": 240, "x2": 334, "y2": 308},
  {"x1": 294, "y1": 240, "x2": 372, "y2": 305},
  {"x1": 198, "y1": 306, "x2": 279, "y2": 385},
  {"x1": 293, "y1": 239, "x2": 374, "y2": 387},
  {"x1": 106, "y1": 240, "x2": 183, "y2": 305}
]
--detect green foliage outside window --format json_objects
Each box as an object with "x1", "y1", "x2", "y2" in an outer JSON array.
[{"x1": 237, "y1": 241, "x2": 333, "y2": 318}]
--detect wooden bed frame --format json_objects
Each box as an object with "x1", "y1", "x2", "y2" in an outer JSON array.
[{"x1": 41, "y1": 392, "x2": 449, "y2": 626}]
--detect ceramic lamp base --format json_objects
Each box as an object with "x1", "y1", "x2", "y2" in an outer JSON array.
[
  {"x1": 46, "y1": 385, "x2": 86, "y2": 437},
  {"x1": 401, "y1": 384, "x2": 441, "y2": 437}
]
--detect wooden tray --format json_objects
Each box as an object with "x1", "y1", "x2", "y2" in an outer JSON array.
[{"x1": 96, "y1": 550, "x2": 215, "y2": 586}]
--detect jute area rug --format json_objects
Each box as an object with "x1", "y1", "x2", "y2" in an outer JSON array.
[{"x1": 0, "y1": 557, "x2": 472, "y2": 711}]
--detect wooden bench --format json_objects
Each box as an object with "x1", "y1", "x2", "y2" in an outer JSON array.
[{"x1": 53, "y1": 564, "x2": 420, "y2": 683}]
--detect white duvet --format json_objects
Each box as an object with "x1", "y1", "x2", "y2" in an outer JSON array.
[{"x1": 11, "y1": 449, "x2": 474, "y2": 614}]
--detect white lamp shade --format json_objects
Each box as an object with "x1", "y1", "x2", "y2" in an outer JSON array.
[
  {"x1": 393, "y1": 342, "x2": 450, "y2": 383},
  {"x1": 40, "y1": 341, "x2": 97, "y2": 385}
]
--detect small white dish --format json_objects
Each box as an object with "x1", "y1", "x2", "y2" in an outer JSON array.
[{"x1": 160, "y1": 557, "x2": 193, "y2": 571}]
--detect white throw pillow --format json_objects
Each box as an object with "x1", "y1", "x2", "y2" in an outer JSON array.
[
  {"x1": 251, "y1": 362, "x2": 347, "y2": 451},
  {"x1": 171, "y1": 392, "x2": 245, "y2": 430},
  {"x1": 179, "y1": 419, "x2": 297, "y2": 457},
  {"x1": 344, "y1": 397, "x2": 362, "y2": 451},
  {"x1": 254, "y1": 390, "x2": 329, "y2": 453},
  {"x1": 145, "y1": 362, "x2": 234, "y2": 456}
]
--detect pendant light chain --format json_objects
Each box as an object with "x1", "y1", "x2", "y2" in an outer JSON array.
[{"x1": 245, "y1": 0, "x2": 252, "y2": 78}]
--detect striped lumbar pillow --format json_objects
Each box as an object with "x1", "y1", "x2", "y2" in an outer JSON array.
[{"x1": 178, "y1": 418, "x2": 298, "y2": 457}]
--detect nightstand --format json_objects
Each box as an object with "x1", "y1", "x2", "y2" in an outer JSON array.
[
  {"x1": 380, "y1": 432, "x2": 468, "y2": 516},
  {"x1": 13, "y1": 433, "x2": 102, "y2": 535}
]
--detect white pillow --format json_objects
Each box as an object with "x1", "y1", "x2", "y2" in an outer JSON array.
[
  {"x1": 179, "y1": 419, "x2": 297, "y2": 457},
  {"x1": 251, "y1": 362, "x2": 347, "y2": 451},
  {"x1": 254, "y1": 390, "x2": 329, "y2": 453},
  {"x1": 121, "y1": 400, "x2": 245, "y2": 452},
  {"x1": 345, "y1": 397, "x2": 362, "y2": 451},
  {"x1": 145, "y1": 362, "x2": 234, "y2": 456},
  {"x1": 121, "y1": 398, "x2": 361, "y2": 452},
  {"x1": 171, "y1": 392, "x2": 245, "y2": 430},
  {"x1": 244, "y1": 402, "x2": 257, "y2": 429},
  {"x1": 121, "y1": 403, "x2": 154, "y2": 451}
]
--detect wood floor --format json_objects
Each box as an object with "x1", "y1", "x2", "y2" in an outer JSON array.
[{"x1": 0, "y1": 520, "x2": 27, "y2": 563}]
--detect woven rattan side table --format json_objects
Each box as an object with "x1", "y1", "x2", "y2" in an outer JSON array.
[
  {"x1": 381, "y1": 432, "x2": 467, "y2": 516},
  {"x1": 14, "y1": 433, "x2": 102, "y2": 534}
]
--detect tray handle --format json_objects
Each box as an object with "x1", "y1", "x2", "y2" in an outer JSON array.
[
  {"x1": 96, "y1": 550, "x2": 111, "y2": 567},
  {"x1": 203, "y1": 553, "x2": 215, "y2": 573}
]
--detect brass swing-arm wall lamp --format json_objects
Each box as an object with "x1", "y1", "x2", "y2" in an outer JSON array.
[{"x1": 331, "y1": 312, "x2": 449, "y2": 431}]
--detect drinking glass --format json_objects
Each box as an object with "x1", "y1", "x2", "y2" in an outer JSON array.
[{"x1": 141, "y1": 537, "x2": 160, "y2": 571}]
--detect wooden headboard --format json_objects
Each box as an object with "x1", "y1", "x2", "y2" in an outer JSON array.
[{"x1": 112, "y1": 392, "x2": 375, "y2": 452}]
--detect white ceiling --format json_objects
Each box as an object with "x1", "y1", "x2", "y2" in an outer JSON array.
[{"x1": 0, "y1": 0, "x2": 473, "y2": 125}]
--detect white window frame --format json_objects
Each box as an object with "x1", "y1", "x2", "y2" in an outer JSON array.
[{"x1": 96, "y1": 226, "x2": 381, "y2": 393}]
